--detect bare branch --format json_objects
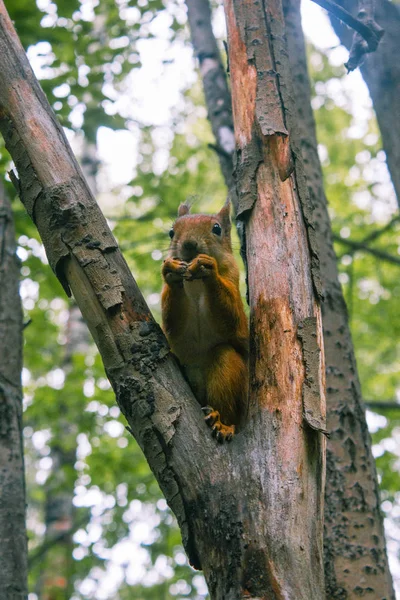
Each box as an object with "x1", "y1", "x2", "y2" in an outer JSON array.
[
  {"x1": 360, "y1": 214, "x2": 400, "y2": 245},
  {"x1": 332, "y1": 233, "x2": 400, "y2": 265},
  {"x1": 365, "y1": 401, "x2": 400, "y2": 411},
  {"x1": 310, "y1": 0, "x2": 384, "y2": 71}
]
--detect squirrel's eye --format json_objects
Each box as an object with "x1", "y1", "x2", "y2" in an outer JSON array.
[
  {"x1": 212, "y1": 223, "x2": 222, "y2": 236},
  {"x1": 169, "y1": 228, "x2": 175, "y2": 239}
]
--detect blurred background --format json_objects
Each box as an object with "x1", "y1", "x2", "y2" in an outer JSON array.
[{"x1": 1, "y1": 0, "x2": 400, "y2": 597}]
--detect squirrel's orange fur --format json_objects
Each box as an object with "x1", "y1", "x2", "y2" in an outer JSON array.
[{"x1": 161, "y1": 200, "x2": 248, "y2": 442}]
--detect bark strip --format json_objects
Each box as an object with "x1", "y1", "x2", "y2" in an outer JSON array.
[
  {"x1": 283, "y1": 0, "x2": 395, "y2": 597},
  {"x1": 0, "y1": 179, "x2": 28, "y2": 599}
]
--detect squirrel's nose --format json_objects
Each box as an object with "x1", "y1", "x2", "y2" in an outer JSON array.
[{"x1": 181, "y1": 239, "x2": 199, "y2": 260}]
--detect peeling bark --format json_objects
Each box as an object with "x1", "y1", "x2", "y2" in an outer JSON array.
[
  {"x1": 329, "y1": 0, "x2": 400, "y2": 208},
  {"x1": 283, "y1": 1, "x2": 395, "y2": 597},
  {"x1": 0, "y1": 179, "x2": 28, "y2": 599},
  {"x1": 225, "y1": 0, "x2": 326, "y2": 597}
]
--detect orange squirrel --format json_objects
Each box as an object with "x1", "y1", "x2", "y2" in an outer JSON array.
[{"x1": 161, "y1": 200, "x2": 248, "y2": 441}]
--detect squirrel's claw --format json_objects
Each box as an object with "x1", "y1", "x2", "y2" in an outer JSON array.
[
  {"x1": 186, "y1": 254, "x2": 216, "y2": 280},
  {"x1": 202, "y1": 406, "x2": 235, "y2": 442}
]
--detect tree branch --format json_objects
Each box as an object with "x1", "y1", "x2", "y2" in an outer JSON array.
[
  {"x1": 310, "y1": 0, "x2": 384, "y2": 71},
  {"x1": 365, "y1": 401, "x2": 400, "y2": 412},
  {"x1": 360, "y1": 214, "x2": 400, "y2": 245},
  {"x1": 332, "y1": 233, "x2": 400, "y2": 265},
  {"x1": 328, "y1": 0, "x2": 400, "y2": 208}
]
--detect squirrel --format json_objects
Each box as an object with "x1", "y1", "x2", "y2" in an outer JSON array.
[{"x1": 161, "y1": 199, "x2": 249, "y2": 442}]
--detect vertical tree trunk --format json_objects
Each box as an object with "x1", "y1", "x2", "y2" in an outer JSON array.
[
  {"x1": 329, "y1": 0, "x2": 400, "y2": 208},
  {"x1": 283, "y1": 1, "x2": 395, "y2": 598},
  {"x1": 38, "y1": 306, "x2": 89, "y2": 599},
  {"x1": 0, "y1": 180, "x2": 28, "y2": 599},
  {"x1": 186, "y1": 0, "x2": 235, "y2": 190},
  {"x1": 224, "y1": 1, "x2": 326, "y2": 597}
]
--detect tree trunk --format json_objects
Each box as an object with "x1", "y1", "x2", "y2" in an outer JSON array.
[
  {"x1": 224, "y1": 0, "x2": 326, "y2": 597},
  {"x1": 283, "y1": 1, "x2": 395, "y2": 598},
  {"x1": 0, "y1": 1, "x2": 325, "y2": 598},
  {"x1": 329, "y1": 0, "x2": 400, "y2": 208},
  {"x1": 186, "y1": 0, "x2": 235, "y2": 191},
  {"x1": 37, "y1": 305, "x2": 89, "y2": 599},
  {"x1": 0, "y1": 180, "x2": 28, "y2": 599}
]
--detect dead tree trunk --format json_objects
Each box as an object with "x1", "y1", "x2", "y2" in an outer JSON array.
[
  {"x1": 0, "y1": 180, "x2": 28, "y2": 599},
  {"x1": 283, "y1": 1, "x2": 395, "y2": 598},
  {"x1": 224, "y1": 1, "x2": 327, "y2": 597},
  {"x1": 0, "y1": 1, "x2": 325, "y2": 597},
  {"x1": 329, "y1": 0, "x2": 400, "y2": 208}
]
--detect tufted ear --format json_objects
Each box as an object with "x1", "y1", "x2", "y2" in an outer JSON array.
[
  {"x1": 178, "y1": 202, "x2": 191, "y2": 217},
  {"x1": 218, "y1": 197, "x2": 231, "y2": 230}
]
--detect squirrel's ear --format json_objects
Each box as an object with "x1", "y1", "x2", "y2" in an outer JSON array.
[
  {"x1": 178, "y1": 202, "x2": 191, "y2": 217},
  {"x1": 218, "y1": 198, "x2": 231, "y2": 229}
]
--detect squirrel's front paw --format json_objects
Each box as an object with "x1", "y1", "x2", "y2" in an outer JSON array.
[
  {"x1": 186, "y1": 254, "x2": 216, "y2": 280},
  {"x1": 162, "y1": 257, "x2": 187, "y2": 284},
  {"x1": 202, "y1": 406, "x2": 235, "y2": 443}
]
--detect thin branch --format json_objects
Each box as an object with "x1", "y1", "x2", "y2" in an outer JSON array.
[
  {"x1": 310, "y1": 0, "x2": 384, "y2": 71},
  {"x1": 365, "y1": 401, "x2": 400, "y2": 411},
  {"x1": 332, "y1": 234, "x2": 400, "y2": 266},
  {"x1": 360, "y1": 214, "x2": 400, "y2": 245}
]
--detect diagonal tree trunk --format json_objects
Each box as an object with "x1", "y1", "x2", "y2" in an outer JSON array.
[
  {"x1": 223, "y1": 1, "x2": 326, "y2": 597},
  {"x1": 0, "y1": 180, "x2": 28, "y2": 599},
  {"x1": 328, "y1": 0, "x2": 400, "y2": 208},
  {"x1": 283, "y1": 1, "x2": 395, "y2": 597},
  {"x1": 0, "y1": 1, "x2": 325, "y2": 597}
]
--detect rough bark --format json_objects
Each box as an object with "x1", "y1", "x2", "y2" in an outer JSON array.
[
  {"x1": 329, "y1": 0, "x2": 400, "y2": 208},
  {"x1": 0, "y1": 1, "x2": 326, "y2": 598},
  {"x1": 185, "y1": 0, "x2": 235, "y2": 192},
  {"x1": 0, "y1": 179, "x2": 28, "y2": 599},
  {"x1": 224, "y1": 0, "x2": 326, "y2": 597},
  {"x1": 283, "y1": 1, "x2": 395, "y2": 598}
]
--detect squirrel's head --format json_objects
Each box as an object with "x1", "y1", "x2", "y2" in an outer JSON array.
[{"x1": 168, "y1": 199, "x2": 233, "y2": 264}]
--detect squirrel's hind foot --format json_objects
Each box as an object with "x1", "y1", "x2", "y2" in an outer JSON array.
[{"x1": 201, "y1": 406, "x2": 235, "y2": 443}]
